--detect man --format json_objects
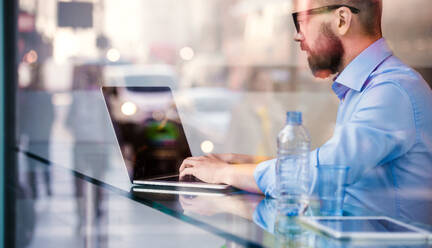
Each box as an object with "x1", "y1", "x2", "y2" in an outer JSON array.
[{"x1": 180, "y1": 0, "x2": 432, "y2": 224}]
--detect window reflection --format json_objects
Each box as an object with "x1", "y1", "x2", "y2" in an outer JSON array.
[{"x1": 15, "y1": 0, "x2": 432, "y2": 246}]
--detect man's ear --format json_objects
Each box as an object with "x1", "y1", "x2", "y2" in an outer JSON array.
[{"x1": 334, "y1": 7, "x2": 352, "y2": 36}]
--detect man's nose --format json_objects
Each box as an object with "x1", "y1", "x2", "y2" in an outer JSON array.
[{"x1": 294, "y1": 31, "x2": 304, "y2": 42}]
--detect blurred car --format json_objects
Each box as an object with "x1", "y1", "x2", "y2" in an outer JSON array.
[{"x1": 104, "y1": 63, "x2": 178, "y2": 89}]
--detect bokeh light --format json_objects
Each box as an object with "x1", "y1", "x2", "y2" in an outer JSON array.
[
  {"x1": 121, "y1": 101, "x2": 137, "y2": 116},
  {"x1": 179, "y1": 46, "x2": 194, "y2": 61},
  {"x1": 200, "y1": 140, "x2": 214, "y2": 154},
  {"x1": 25, "y1": 50, "x2": 38, "y2": 64},
  {"x1": 107, "y1": 48, "x2": 121, "y2": 62}
]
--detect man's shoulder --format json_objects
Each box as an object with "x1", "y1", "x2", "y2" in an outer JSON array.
[
  {"x1": 365, "y1": 55, "x2": 432, "y2": 130},
  {"x1": 367, "y1": 55, "x2": 430, "y2": 93}
]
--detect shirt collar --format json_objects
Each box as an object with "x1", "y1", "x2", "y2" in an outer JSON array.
[
  {"x1": 334, "y1": 38, "x2": 393, "y2": 92},
  {"x1": 332, "y1": 82, "x2": 349, "y2": 100}
]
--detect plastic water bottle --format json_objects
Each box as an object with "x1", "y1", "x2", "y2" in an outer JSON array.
[{"x1": 276, "y1": 111, "x2": 311, "y2": 216}]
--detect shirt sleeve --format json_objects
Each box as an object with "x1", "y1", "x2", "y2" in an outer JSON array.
[
  {"x1": 318, "y1": 82, "x2": 416, "y2": 185},
  {"x1": 254, "y1": 150, "x2": 318, "y2": 197}
]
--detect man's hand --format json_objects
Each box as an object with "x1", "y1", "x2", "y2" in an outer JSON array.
[
  {"x1": 179, "y1": 154, "x2": 265, "y2": 194},
  {"x1": 179, "y1": 155, "x2": 231, "y2": 184}
]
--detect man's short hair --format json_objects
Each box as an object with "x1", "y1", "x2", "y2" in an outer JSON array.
[{"x1": 314, "y1": 0, "x2": 382, "y2": 36}]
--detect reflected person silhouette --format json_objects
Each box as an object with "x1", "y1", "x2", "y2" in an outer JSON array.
[
  {"x1": 18, "y1": 62, "x2": 54, "y2": 198},
  {"x1": 65, "y1": 63, "x2": 108, "y2": 239}
]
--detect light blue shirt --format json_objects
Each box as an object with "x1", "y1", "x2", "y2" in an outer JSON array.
[{"x1": 254, "y1": 38, "x2": 432, "y2": 224}]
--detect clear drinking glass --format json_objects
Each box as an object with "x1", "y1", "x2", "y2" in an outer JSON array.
[{"x1": 317, "y1": 165, "x2": 350, "y2": 216}]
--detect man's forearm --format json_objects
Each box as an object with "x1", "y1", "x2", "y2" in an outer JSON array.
[
  {"x1": 213, "y1": 153, "x2": 272, "y2": 165},
  {"x1": 219, "y1": 163, "x2": 263, "y2": 194}
]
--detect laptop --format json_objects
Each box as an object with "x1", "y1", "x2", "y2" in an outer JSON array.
[{"x1": 101, "y1": 86, "x2": 231, "y2": 194}]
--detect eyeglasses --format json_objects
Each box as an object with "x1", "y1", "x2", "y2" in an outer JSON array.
[{"x1": 292, "y1": 5, "x2": 360, "y2": 33}]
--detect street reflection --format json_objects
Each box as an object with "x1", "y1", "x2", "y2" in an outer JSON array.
[
  {"x1": 14, "y1": 0, "x2": 432, "y2": 247},
  {"x1": 17, "y1": 52, "x2": 55, "y2": 198},
  {"x1": 18, "y1": 84, "x2": 54, "y2": 199},
  {"x1": 15, "y1": 183, "x2": 36, "y2": 248},
  {"x1": 15, "y1": 154, "x2": 110, "y2": 248}
]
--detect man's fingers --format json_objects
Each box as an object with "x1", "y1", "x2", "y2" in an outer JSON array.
[
  {"x1": 179, "y1": 157, "x2": 203, "y2": 172},
  {"x1": 180, "y1": 167, "x2": 195, "y2": 178},
  {"x1": 180, "y1": 157, "x2": 207, "y2": 171},
  {"x1": 179, "y1": 160, "x2": 189, "y2": 172}
]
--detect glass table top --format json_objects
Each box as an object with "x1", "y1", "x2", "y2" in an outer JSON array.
[{"x1": 12, "y1": 146, "x2": 432, "y2": 248}]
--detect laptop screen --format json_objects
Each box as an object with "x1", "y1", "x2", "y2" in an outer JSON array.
[{"x1": 102, "y1": 86, "x2": 192, "y2": 182}]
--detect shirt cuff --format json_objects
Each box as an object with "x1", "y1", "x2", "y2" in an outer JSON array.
[
  {"x1": 309, "y1": 149, "x2": 319, "y2": 195},
  {"x1": 310, "y1": 148, "x2": 319, "y2": 167},
  {"x1": 254, "y1": 159, "x2": 277, "y2": 198}
]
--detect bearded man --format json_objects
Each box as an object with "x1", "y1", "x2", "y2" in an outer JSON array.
[{"x1": 180, "y1": 0, "x2": 432, "y2": 224}]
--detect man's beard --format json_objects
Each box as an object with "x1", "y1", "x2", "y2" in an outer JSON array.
[{"x1": 306, "y1": 23, "x2": 344, "y2": 78}]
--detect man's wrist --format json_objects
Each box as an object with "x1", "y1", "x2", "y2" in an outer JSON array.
[{"x1": 218, "y1": 165, "x2": 234, "y2": 185}]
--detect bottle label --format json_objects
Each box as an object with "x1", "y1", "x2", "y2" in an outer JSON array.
[{"x1": 275, "y1": 153, "x2": 310, "y2": 196}]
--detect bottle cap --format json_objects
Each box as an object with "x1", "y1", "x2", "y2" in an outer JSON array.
[{"x1": 286, "y1": 111, "x2": 302, "y2": 125}]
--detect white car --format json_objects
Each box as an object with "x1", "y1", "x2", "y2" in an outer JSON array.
[{"x1": 104, "y1": 64, "x2": 177, "y2": 89}]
